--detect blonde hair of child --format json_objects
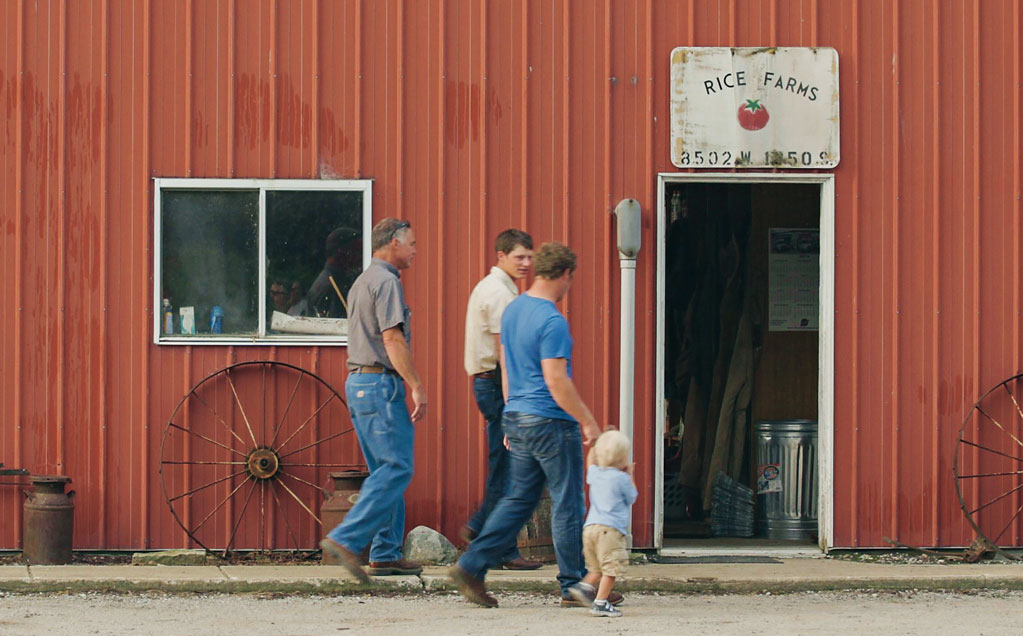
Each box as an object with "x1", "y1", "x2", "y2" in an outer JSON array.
[{"x1": 593, "y1": 429, "x2": 631, "y2": 468}]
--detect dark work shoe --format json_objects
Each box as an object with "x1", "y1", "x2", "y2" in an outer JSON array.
[
  {"x1": 564, "y1": 582, "x2": 595, "y2": 607},
  {"x1": 500, "y1": 557, "x2": 543, "y2": 570},
  {"x1": 459, "y1": 525, "x2": 479, "y2": 545},
  {"x1": 367, "y1": 558, "x2": 424, "y2": 576},
  {"x1": 320, "y1": 538, "x2": 371, "y2": 585},
  {"x1": 449, "y1": 565, "x2": 498, "y2": 608}
]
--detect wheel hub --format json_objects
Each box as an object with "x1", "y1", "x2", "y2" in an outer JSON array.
[{"x1": 246, "y1": 447, "x2": 280, "y2": 480}]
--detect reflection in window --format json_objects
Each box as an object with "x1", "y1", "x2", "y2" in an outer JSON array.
[{"x1": 266, "y1": 190, "x2": 363, "y2": 322}]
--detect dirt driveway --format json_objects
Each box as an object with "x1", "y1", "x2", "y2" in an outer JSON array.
[{"x1": 2, "y1": 590, "x2": 1019, "y2": 635}]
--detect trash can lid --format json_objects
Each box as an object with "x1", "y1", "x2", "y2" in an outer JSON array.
[{"x1": 754, "y1": 419, "x2": 818, "y2": 433}]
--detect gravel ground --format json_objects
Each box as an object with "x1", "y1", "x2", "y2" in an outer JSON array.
[{"x1": 2, "y1": 590, "x2": 1022, "y2": 636}]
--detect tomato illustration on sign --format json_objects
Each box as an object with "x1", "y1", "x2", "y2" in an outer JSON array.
[{"x1": 737, "y1": 99, "x2": 769, "y2": 131}]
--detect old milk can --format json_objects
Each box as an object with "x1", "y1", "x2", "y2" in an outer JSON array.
[
  {"x1": 321, "y1": 470, "x2": 368, "y2": 565},
  {"x1": 23, "y1": 475, "x2": 75, "y2": 564}
]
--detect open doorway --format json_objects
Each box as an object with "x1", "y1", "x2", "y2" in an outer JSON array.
[{"x1": 654, "y1": 174, "x2": 835, "y2": 554}]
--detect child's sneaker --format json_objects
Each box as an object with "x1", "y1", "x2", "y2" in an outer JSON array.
[{"x1": 589, "y1": 599, "x2": 623, "y2": 618}]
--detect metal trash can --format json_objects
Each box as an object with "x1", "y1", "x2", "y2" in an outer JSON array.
[{"x1": 754, "y1": 420, "x2": 818, "y2": 541}]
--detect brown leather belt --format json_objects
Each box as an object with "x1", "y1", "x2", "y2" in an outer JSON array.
[
  {"x1": 352, "y1": 365, "x2": 396, "y2": 375},
  {"x1": 473, "y1": 370, "x2": 498, "y2": 380}
]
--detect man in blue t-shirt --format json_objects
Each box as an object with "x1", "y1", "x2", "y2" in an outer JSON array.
[{"x1": 450, "y1": 242, "x2": 608, "y2": 608}]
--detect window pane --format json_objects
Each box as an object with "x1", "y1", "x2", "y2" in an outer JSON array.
[
  {"x1": 266, "y1": 190, "x2": 363, "y2": 336},
  {"x1": 161, "y1": 190, "x2": 259, "y2": 336}
]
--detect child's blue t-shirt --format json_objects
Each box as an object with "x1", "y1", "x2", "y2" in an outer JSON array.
[
  {"x1": 584, "y1": 465, "x2": 638, "y2": 535},
  {"x1": 501, "y1": 294, "x2": 574, "y2": 421}
]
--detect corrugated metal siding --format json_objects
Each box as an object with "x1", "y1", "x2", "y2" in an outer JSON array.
[{"x1": 2, "y1": 0, "x2": 1022, "y2": 550}]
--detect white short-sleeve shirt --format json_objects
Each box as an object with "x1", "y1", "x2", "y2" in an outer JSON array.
[{"x1": 464, "y1": 266, "x2": 518, "y2": 376}]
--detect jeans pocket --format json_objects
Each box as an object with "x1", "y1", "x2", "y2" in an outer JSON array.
[
  {"x1": 524, "y1": 422, "x2": 560, "y2": 460},
  {"x1": 347, "y1": 382, "x2": 379, "y2": 418},
  {"x1": 386, "y1": 375, "x2": 405, "y2": 404}
]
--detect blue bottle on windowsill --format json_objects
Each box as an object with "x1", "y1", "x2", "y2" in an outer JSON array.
[{"x1": 210, "y1": 305, "x2": 223, "y2": 334}]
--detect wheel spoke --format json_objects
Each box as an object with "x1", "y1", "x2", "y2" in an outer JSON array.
[
  {"x1": 276, "y1": 477, "x2": 322, "y2": 526},
  {"x1": 975, "y1": 404, "x2": 1023, "y2": 450},
  {"x1": 224, "y1": 478, "x2": 259, "y2": 554},
  {"x1": 275, "y1": 394, "x2": 338, "y2": 454},
  {"x1": 279, "y1": 429, "x2": 353, "y2": 460},
  {"x1": 279, "y1": 470, "x2": 329, "y2": 496},
  {"x1": 262, "y1": 363, "x2": 268, "y2": 446},
  {"x1": 268, "y1": 372, "x2": 304, "y2": 450},
  {"x1": 959, "y1": 439, "x2": 1023, "y2": 464},
  {"x1": 186, "y1": 390, "x2": 251, "y2": 451},
  {"x1": 969, "y1": 482, "x2": 1023, "y2": 515},
  {"x1": 280, "y1": 463, "x2": 363, "y2": 468},
  {"x1": 991, "y1": 502, "x2": 1023, "y2": 544},
  {"x1": 958, "y1": 470, "x2": 1023, "y2": 479},
  {"x1": 167, "y1": 422, "x2": 247, "y2": 458},
  {"x1": 168, "y1": 469, "x2": 248, "y2": 503},
  {"x1": 1001, "y1": 382, "x2": 1023, "y2": 432},
  {"x1": 226, "y1": 369, "x2": 260, "y2": 449},
  {"x1": 192, "y1": 475, "x2": 251, "y2": 535},
  {"x1": 162, "y1": 460, "x2": 247, "y2": 466},
  {"x1": 270, "y1": 482, "x2": 303, "y2": 551},
  {"x1": 260, "y1": 474, "x2": 267, "y2": 551}
]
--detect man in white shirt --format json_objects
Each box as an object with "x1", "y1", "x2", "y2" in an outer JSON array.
[{"x1": 461, "y1": 229, "x2": 541, "y2": 570}]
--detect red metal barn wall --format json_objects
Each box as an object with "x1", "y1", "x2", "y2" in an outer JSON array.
[{"x1": 1, "y1": 0, "x2": 1021, "y2": 550}]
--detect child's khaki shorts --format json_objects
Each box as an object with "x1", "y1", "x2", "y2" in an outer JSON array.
[{"x1": 582, "y1": 524, "x2": 628, "y2": 578}]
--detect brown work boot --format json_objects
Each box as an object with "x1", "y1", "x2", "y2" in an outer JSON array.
[
  {"x1": 500, "y1": 556, "x2": 543, "y2": 570},
  {"x1": 319, "y1": 538, "x2": 371, "y2": 585},
  {"x1": 367, "y1": 558, "x2": 424, "y2": 576},
  {"x1": 449, "y1": 565, "x2": 498, "y2": 608},
  {"x1": 459, "y1": 525, "x2": 478, "y2": 545}
]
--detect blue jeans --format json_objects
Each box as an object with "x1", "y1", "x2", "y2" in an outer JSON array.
[
  {"x1": 457, "y1": 412, "x2": 586, "y2": 595},
  {"x1": 466, "y1": 375, "x2": 521, "y2": 562},
  {"x1": 327, "y1": 373, "x2": 414, "y2": 562}
]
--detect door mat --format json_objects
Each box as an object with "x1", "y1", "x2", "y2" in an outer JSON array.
[{"x1": 648, "y1": 555, "x2": 782, "y2": 564}]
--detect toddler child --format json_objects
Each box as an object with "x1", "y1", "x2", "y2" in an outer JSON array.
[{"x1": 573, "y1": 429, "x2": 638, "y2": 618}]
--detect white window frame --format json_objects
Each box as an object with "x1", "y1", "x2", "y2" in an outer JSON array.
[{"x1": 153, "y1": 178, "x2": 373, "y2": 346}]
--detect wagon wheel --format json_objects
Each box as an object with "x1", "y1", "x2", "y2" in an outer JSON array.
[
  {"x1": 953, "y1": 372, "x2": 1023, "y2": 560},
  {"x1": 159, "y1": 361, "x2": 361, "y2": 556}
]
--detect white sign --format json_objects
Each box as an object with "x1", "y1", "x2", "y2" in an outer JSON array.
[
  {"x1": 768, "y1": 229, "x2": 819, "y2": 331},
  {"x1": 670, "y1": 47, "x2": 839, "y2": 169}
]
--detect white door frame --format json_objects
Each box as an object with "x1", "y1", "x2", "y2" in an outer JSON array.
[{"x1": 654, "y1": 172, "x2": 836, "y2": 553}]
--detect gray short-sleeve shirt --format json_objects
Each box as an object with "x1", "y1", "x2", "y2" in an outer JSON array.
[{"x1": 346, "y1": 258, "x2": 411, "y2": 370}]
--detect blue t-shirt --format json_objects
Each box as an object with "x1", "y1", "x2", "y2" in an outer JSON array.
[
  {"x1": 501, "y1": 294, "x2": 574, "y2": 421},
  {"x1": 584, "y1": 465, "x2": 638, "y2": 536}
]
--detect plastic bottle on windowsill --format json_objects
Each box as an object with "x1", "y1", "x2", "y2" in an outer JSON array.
[{"x1": 162, "y1": 298, "x2": 174, "y2": 335}]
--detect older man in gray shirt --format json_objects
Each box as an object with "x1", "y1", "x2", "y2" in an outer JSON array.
[{"x1": 321, "y1": 218, "x2": 427, "y2": 583}]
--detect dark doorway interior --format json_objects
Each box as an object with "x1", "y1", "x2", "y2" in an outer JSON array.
[{"x1": 662, "y1": 182, "x2": 820, "y2": 545}]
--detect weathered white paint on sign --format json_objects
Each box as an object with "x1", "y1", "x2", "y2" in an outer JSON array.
[{"x1": 670, "y1": 47, "x2": 840, "y2": 169}]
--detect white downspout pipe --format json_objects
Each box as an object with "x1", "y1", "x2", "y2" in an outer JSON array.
[
  {"x1": 613, "y1": 198, "x2": 642, "y2": 451},
  {"x1": 618, "y1": 257, "x2": 637, "y2": 455},
  {"x1": 614, "y1": 198, "x2": 641, "y2": 545}
]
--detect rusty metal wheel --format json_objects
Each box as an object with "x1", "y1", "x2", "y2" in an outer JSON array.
[
  {"x1": 159, "y1": 361, "x2": 361, "y2": 555},
  {"x1": 954, "y1": 372, "x2": 1023, "y2": 560}
]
